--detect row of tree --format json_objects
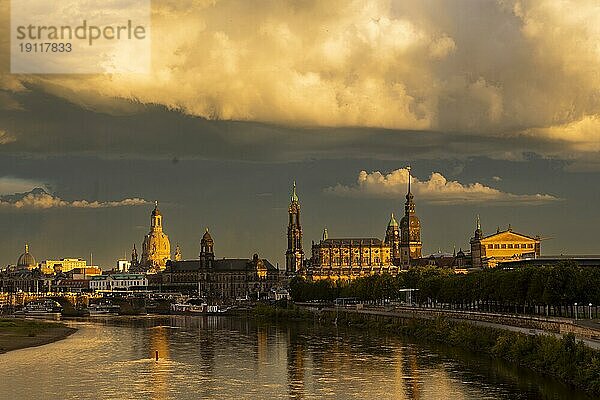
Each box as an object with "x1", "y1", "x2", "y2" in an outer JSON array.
[{"x1": 289, "y1": 262, "x2": 600, "y2": 307}]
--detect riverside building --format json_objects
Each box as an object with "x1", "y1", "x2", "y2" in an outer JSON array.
[{"x1": 289, "y1": 167, "x2": 424, "y2": 281}]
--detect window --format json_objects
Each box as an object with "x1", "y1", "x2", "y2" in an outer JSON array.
[
  {"x1": 528, "y1": 244, "x2": 533, "y2": 248},
  {"x1": 508, "y1": 244, "x2": 513, "y2": 249},
  {"x1": 501, "y1": 244, "x2": 506, "y2": 249},
  {"x1": 494, "y1": 244, "x2": 499, "y2": 249},
  {"x1": 488, "y1": 244, "x2": 493, "y2": 249}
]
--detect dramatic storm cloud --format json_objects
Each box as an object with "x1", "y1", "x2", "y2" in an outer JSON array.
[
  {"x1": 327, "y1": 168, "x2": 560, "y2": 204},
  {"x1": 0, "y1": 0, "x2": 598, "y2": 165},
  {"x1": 0, "y1": 1, "x2": 598, "y2": 266}
]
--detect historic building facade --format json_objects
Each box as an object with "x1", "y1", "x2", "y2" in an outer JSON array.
[
  {"x1": 139, "y1": 202, "x2": 171, "y2": 273},
  {"x1": 470, "y1": 218, "x2": 541, "y2": 268},
  {"x1": 162, "y1": 229, "x2": 279, "y2": 300},
  {"x1": 307, "y1": 236, "x2": 398, "y2": 281},
  {"x1": 294, "y1": 168, "x2": 423, "y2": 281}
]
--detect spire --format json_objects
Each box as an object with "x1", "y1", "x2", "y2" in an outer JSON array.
[
  {"x1": 25, "y1": 243, "x2": 29, "y2": 253},
  {"x1": 322, "y1": 227, "x2": 328, "y2": 241},
  {"x1": 388, "y1": 212, "x2": 398, "y2": 227},
  {"x1": 404, "y1": 166, "x2": 415, "y2": 213},
  {"x1": 474, "y1": 214, "x2": 482, "y2": 240},
  {"x1": 291, "y1": 181, "x2": 298, "y2": 203}
]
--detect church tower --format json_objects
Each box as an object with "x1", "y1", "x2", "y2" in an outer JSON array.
[
  {"x1": 286, "y1": 181, "x2": 304, "y2": 275},
  {"x1": 384, "y1": 213, "x2": 401, "y2": 264},
  {"x1": 141, "y1": 201, "x2": 171, "y2": 273},
  {"x1": 130, "y1": 244, "x2": 139, "y2": 271},
  {"x1": 400, "y1": 167, "x2": 422, "y2": 267},
  {"x1": 470, "y1": 215, "x2": 485, "y2": 268},
  {"x1": 200, "y1": 228, "x2": 214, "y2": 267}
]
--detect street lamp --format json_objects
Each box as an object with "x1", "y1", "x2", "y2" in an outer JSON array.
[
  {"x1": 589, "y1": 303, "x2": 593, "y2": 319},
  {"x1": 575, "y1": 302, "x2": 578, "y2": 320}
]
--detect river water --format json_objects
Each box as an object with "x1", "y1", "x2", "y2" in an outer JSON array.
[{"x1": 0, "y1": 316, "x2": 591, "y2": 399}]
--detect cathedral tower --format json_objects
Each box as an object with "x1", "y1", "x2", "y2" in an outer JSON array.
[
  {"x1": 286, "y1": 181, "x2": 304, "y2": 275},
  {"x1": 141, "y1": 201, "x2": 171, "y2": 273},
  {"x1": 384, "y1": 213, "x2": 401, "y2": 264},
  {"x1": 400, "y1": 167, "x2": 422, "y2": 267}
]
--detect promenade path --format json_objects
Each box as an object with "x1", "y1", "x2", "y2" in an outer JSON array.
[{"x1": 303, "y1": 304, "x2": 600, "y2": 350}]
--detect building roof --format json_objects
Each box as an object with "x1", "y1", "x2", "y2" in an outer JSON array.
[
  {"x1": 317, "y1": 238, "x2": 384, "y2": 246},
  {"x1": 202, "y1": 228, "x2": 213, "y2": 242},
  {"x1": 387, "y1": 213, "x2": 399, "y2": 228},
  {"x1": 91, "y1": 274, "x2": 146, "y2": 280},
  {"x1": 167, "y1": 258, "x2": 277, "y2": 272},
  {"x1": 17, "y1": 244, "x2": 36, "y2": 268},
  {"x1": 481, "y1": 229, "x2": 539, "y2": 242}
]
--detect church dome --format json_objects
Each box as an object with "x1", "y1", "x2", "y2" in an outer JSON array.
[
  {"x1": 202, "y1": 228, "x2": 213, "y2": 243},
  {"x1": 17, "y1": 244, "x2": 36, "y2": 269}
]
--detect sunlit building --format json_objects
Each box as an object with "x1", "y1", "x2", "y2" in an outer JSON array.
[
  {"x1": 40, "y1": 258, "x2": 87, "y2": 274},
  {"x1": 470, "y1": 217, "x2": 540, "y2": 268},
  {"x1": 162, "y1": 229, "x2": 279, "y2": 300},
  {"x1": 139, "y1": 201, "x2": 171, "y2": 273},
  {"x1": 291, "y1": 167, "x2": 424, "y2": 281},
  {"x1": 89, "y1": 274, "x2": 148, "y2": 291}
]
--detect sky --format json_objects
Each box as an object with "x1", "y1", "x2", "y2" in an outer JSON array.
[{"x1": 1, "y1": 0, "x2": 599, "y2": 268}]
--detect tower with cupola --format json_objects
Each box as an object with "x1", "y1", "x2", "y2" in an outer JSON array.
[
  {"x1": 400, "y1": 167, "x2": 422, "y2": 267},
  {"x1": 285, "y1": 181, "x2": 304, "y2": 275}
]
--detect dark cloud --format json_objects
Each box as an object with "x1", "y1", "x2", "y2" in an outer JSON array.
[{"x1": 0, "y1": 87, "x2": 590, "y2": 166}]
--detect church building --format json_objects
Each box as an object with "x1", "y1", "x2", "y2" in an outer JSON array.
[
  {"x1": 287, "y1": 167, "x2": 424, "y2": 281},
  {"x1": 162, "y1": 229, "x2": 279, "y2": 300},
  {"x1": 137, "y1": 202, "x2": 171, "y2": 273}
]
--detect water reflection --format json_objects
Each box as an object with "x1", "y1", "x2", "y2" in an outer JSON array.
[{"x1": 0, "y1": 316, "x2": 592, "y2": 400}]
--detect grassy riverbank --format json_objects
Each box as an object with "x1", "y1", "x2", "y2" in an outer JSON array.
[
  {"x1": 253, "y1": 304, "x2": 600, "y2": 397},
  {"x1": 0, "y1": 318, "x2": 76, "y2": 354}
]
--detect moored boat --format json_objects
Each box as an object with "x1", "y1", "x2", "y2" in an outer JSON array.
[
  {"x1": 171, "y1": 298, "x2": 231, "y2": 315},
  {"x1": 88, "y1": 300, "x2": 120, "y2": 315},
  {"x1": 14, "y1": 299, "x2": 62, "y2": 320}
]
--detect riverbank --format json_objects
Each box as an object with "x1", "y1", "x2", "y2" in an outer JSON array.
[
  {"x1": 0, "y1": 318, "x2": 77, "y2": 354},
  {"x1": 252, "y1": 304, "x2": 600, "y2": 397}
]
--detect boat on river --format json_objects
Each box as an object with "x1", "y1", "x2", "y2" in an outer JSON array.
[
  {"x1": 88, "y1": 300, "x2": 120, "y2": 315},
  {"x1": 14, "y1": 299, "x2": 62, "y2": 320},
  {"x1": 171, "y1": 298, "x2": 231, "y2": 315}
]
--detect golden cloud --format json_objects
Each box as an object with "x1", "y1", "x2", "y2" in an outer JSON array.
[{"x1": 326, "y1": 168, "x2": 560, "y2": 204}]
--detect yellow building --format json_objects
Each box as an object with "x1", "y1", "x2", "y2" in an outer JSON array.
[
  {"x1": 308, "y1": 236, "x2": 398, "y2": 281},
  {"x1": 140, "y1": 201, "x2": 171, "y2": 273},
  {"x1": 41, "y1": 258, "x2": 87, "y2": 274},
  {"x1": 470, "y1": 218, "x2": 540, "y2": 268}
]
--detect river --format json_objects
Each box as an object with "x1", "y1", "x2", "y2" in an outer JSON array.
[{"x1": 0, "y1": 316, "x2": 591, "y2": 399}]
